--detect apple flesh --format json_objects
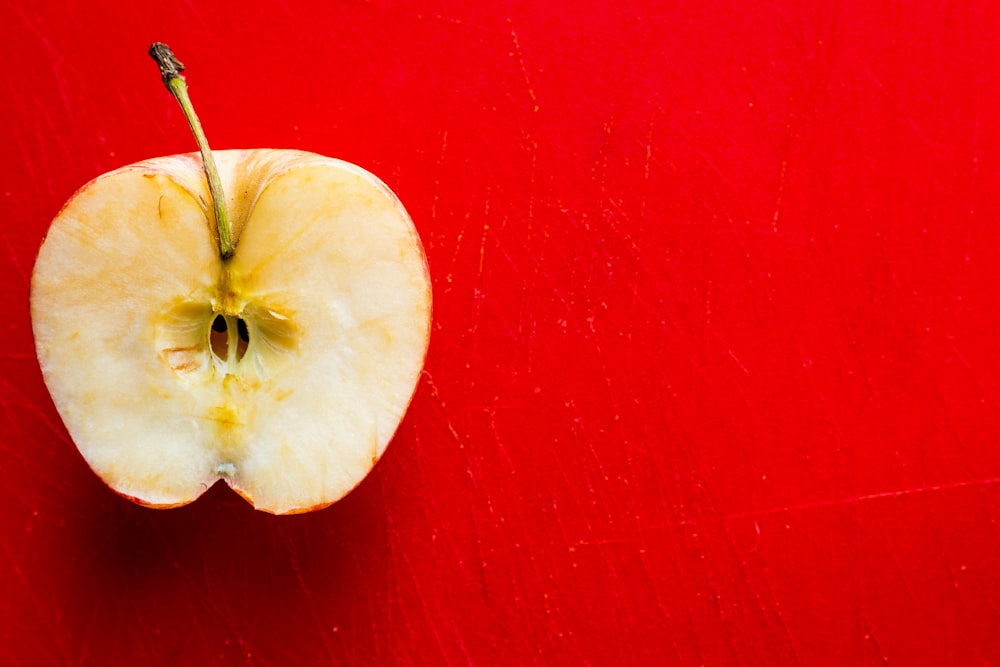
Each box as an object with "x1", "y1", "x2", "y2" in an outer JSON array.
[{"x1": 30, "y1": 149, "x2": 431, "y2": 514}]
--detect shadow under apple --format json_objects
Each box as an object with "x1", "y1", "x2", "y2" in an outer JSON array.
[{"x1": 53, "y1": 467, "x2": 393, "y2": 662}]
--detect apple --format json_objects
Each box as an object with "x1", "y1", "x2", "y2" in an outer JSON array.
[{"x1": 29, "y1": 45, "x2": 431, "y2": 514}]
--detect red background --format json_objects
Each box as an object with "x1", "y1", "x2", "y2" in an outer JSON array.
[{"x1": 2, "y1": 1, "x2": 999, "y2": 664}]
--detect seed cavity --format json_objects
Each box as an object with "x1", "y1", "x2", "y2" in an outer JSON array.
[
  {"x1": 236, "y1": 317, "x2": 249, "y2": 358},
  {"x1": 156, "y1": 300, "x2": 296, "y2": 381},
  {"x1": 210, "y1": 315, "x2": 227, "y2": 358},
  {"x1": 209, "y1": 314, "x2": 250, "y2": 364}
]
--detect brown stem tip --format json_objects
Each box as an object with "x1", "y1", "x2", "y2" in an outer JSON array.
[{"x1": 148, "y1": 42, "x2": 185, "y2": 87}]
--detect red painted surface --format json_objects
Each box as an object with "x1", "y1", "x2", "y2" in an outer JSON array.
[{"x1": 2, "y1": 1, "x2": 999, "y2": 664}]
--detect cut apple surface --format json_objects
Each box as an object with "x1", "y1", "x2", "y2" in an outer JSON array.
[{"x1": 30, "y1": 149, "x2": 432, "y2": 514}]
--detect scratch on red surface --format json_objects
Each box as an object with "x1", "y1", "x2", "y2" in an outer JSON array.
[
  {"x1": 469, "y1": 220, "x2": 490, "y2": 337},
  {"x1": 442, "y1": 210, "x2": 469, "y2": 289},
  {"x1": 525, "y1": 138, "x2": 539, "y2": 225},
  {"x1": 639, "y1": 119, "x2": 654, "y2": 222},
  {"x1": 178, "y1": 0, "x2": 214, "y2": 37},
  {"x1": 10, "y1": 6, "x2": 75, "y2": 120},
  {"x1": 422, "y1": 370, "x2": 463, "y2": 447},
  {"x1": 771, "y1": 158, "x2": 787, "y2": 232},
  {"x1": 430, "y1": 130, "x2": 448, "y2": 222},
  {"x1": 756, "y1": 552, "x2": 806, "y2": 666},
  {"x1": 506, "y1": 18, "x2": 539, "y2": 113},
  {"x1": 722, "y1": 518, "x2": 803, "y2": 664},
  {"x1": 515, "y1": 237, "x2": 541, "y2": 377},
  {"x1": 383, "y1": 501, "x2": 460, "y2": 665},
  {"x1": 725, "y1": 476, "x2": 1000, "y2": 521},
  {"x1": 3, "y1": 234, "x2": 30, "y2": 287},
  {"x1": 862, "y1": 616, "x2": 891, "y2": 665},
  {"x1": 9, "y1": 7, "x2": 78, "y2": 195},
  {"x1": 0, "y1": 378, "x2": 72, "y2": 448},
  {"x1": 284, "y1": 529, "x2": 337, "y2": 663},
  {"x1": 73, "y1": 602, "x2": 100, "y2": 667},
  {"x1": 476, "y1": 220, "x2": 489, "y2": 280},
  {"x1": 1, "y1": 539, "x2": 68, "y2": 664}
]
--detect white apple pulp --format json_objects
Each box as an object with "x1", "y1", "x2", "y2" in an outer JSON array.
[{"x1": 31, "y1": 149, "x2": 432, "y2": 514}]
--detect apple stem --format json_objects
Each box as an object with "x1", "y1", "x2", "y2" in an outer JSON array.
[{"x1": 148, "y1": 43, "x2": 235, "y2": 260}]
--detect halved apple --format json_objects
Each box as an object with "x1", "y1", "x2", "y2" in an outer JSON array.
[{"x1": 30, "y1": 148, "x2": 431, "y2": 514}]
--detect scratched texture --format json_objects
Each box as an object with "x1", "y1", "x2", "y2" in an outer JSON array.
[{"x1": 2, "y1": 0, "x2": 999, "y2": 665}]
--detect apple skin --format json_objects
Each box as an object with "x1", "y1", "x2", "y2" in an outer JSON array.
[{"x1": 30, "y1": 149, "x2": 432, "y2": 514}]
